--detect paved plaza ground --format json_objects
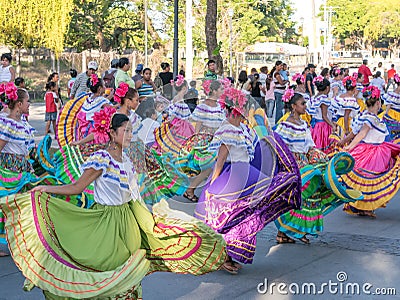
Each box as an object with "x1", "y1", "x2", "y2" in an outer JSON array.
[{"x1": 1, "y1": 103, "x2": 399, "y2": 299}]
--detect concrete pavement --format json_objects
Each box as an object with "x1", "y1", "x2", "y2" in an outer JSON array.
[
  {"x1": 1, "y1": 103, "x2": 400, "y2": 299},
  {"x1": 1, "y1": 197, "x2": 400, "y2": 299}
]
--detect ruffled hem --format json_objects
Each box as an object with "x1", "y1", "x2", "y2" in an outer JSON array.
[{"x1": 341, "y1": 143, "x2": 400, "y2": 210}]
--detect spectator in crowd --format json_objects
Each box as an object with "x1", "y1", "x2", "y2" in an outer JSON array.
[
  {"x1": 305, "y1": 63, "x2": 317, "y2": 96},
  {"x1": 204, "y1": 60, "x2": 217, "y2": 80},
  {"x1": 250, "y1": 73, "x2": 263, "y2": 106},
  {"x1": 0, "y1": 53, "x2": 15, "y2": 83},
  {"x1": 280, "y1": 63, "x2": 289, "y2": 82},
  {"x1": 376, "y1": 61, "x2": 385, "y2": 76},
  {"x1": 259, "y1": 66, "x2": 268, "y2": 105},
  {"x1": 358, "y1": 59, "x2": 373, "y2": 87},
  {"x1": 135, "y1": 68, "x2": 156, "y2": 119},
  {"x1": 70, "y1": 61, "x2": 98, "y2": 99},
  {"x1": 67, "y1": 69, "x2": 77, "y2": 99},
  {"x1": 370, "y1": 71, "x2": 385, "y2": 95},
  {"x1": 48, "y1": 72, "x2": 63, "y2": 105},
  {"x1": 271, "y1": 60, "x2": 288, "y2": 123},
  {"x1": 248, "y1": 67, "x2": 258, "y2": 82},
  {"x1": 184, "y1": 80, "x2": 199, "y2": 112},
  {"x1": 342, "y1": 68, "x2": 349, "y2": 77},
  {"x1": 386, "y1": 64, "x2": 397, "y2": 93},
  {"x1": 44, "y1": 81, "x2": 60, "y2": 135},
  {"x1": 115, "y1": 57, "x2": 135, "y2": 88},
  {"x1": 132, "y1": 64, "x2": 144, "y2": 83},
  {"x1": 236, "y1": 70, "x2": 251, "y2": 95},
  {"x1": 179, "y1": 69, "x2": 186, "y2": 78},
  {"x1": 159, "y1": 62, "x2": 174, "y2": 99},
  {"x1": 102, "y1": 58, "x2": 119, "y2": 89}
]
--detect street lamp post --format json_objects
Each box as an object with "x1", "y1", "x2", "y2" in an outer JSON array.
[
  {"x1": 173, "y1": 0, "x2": 179, "y2": 77},
  {"x1": 144, "y1": 0, "x2": 148, "y2": 67},
  {"x1": 228, "y1": 8, "x2": 234, "y2": 78}
]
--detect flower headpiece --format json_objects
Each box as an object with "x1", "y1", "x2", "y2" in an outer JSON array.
[
  {"x1": 342, "y1": 76, "x2": 357, "y2": 88},
  {"x1": 114, "y1": 82, "x2": 130, "y2": 103},
  {"x1": 93, "y1": 106, "x2": 117, "y2": 144},
  {"x1": 218, "y1": 87, "x2": 249, "y2": 117},
  {"x1": 292, "y1": 73, "x2": 305, "y2": 84},
  {"x1": 170, "y1": 74, "x2": 185, "y2": 87},
  {"x1": 333, "y1": 68, "x2": 341, "y2": 77},
  {"x1": 0, "y1": 82, "x2": 18, "y2": 105},
  {"x1": 90, "y1": 74, "x2": 99, "y2": 86},
  {"x1": 282, "y1": 88, "x2": 295, "y2": 103},
  {"x1": 202, "y1": 80, "x2": 212, "y2": 95},
  {"x1": 362, "y1": 86, "x2": 380, "y2": 100},
  {"x1": 394, "y1": 73, "x2": 400, "y2": 84},
  {"x1": 352, "y1": 72, "x2": 359, "y2": 81},
  {"x1": 220, "y1": 78, "x2": 232, "y2": 89},
  {"x1": 313, "y1": 75, "x2": 324, "y2": 85}
]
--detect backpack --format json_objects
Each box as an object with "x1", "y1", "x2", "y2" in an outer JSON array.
[
  {"x1": 103, "y1": 69, "x2": 117, "y2": 89},
  {"x1": 154, "y1": 73, "x2": 163, "y2": 90}
]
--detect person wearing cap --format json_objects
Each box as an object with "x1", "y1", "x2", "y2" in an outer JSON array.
[
  {"x1": 70, "y1": 61, "x2": 98, "y2": 99},
  {"x1": 358, "y1": 59, "x2": 373, "y2": 87},
  {"x1": 305, "y1": 63, "x2": 317, "y2": 96},
  {"x1": 114, "y1": 57, "x2": 135, "y2": 88},
  {"x1": 132, "y1": 63, "x2": 144, "y2": 83}
]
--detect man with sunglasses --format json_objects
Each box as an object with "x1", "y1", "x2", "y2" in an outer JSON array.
[{"x1": 70, "y1": 61, "x2": 98, "y2": 99}]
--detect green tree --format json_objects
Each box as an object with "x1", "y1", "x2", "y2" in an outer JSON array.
[{"x1": 0, "y1": 1, "x2": 73, "y2": 56}]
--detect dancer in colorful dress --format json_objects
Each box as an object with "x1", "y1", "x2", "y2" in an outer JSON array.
[
  {"x1": 274, "y1": 89, "x2": 362, "y2": 243},
  {"x1": 330, "y1": 68, "x2": 345, "y2": 98},
  {"x1": 1, "y1": 113, "x2": 226, "y2": 299},
  {"x1": 153, "y1": 75, "x2": 195, "y2": 156},
  {"x1": 309, "y1": 76, "x2": 337, "y2": 154},
  {"x1": 354, "y1": 72, "x2": 366, "y2": 112},
  {"x1": 342, "y1": 86, "x2": 400, "y2": 218},
  {"x1": 0, "y1": 85, "x2": 35, "y2": 256},
  {"x1": 382, "y1": 74, "x2": 400, "y2": 141},
  {"x1": 195, "y1": 87, "x2": 302, "y2": 273},
  {"x1": 182, "y1": 79, "x2": 226, "y2": 202},
  {"x1": 332, "y1": 76, "x2": 360, "y2": 136},
  {"x1": 76, "y1": 74, "x2": 111, "y2": 140}
]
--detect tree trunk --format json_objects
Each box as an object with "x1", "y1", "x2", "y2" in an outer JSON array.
[{"x1": 205, "y1": 0, "x2": 223, "y2": 75}]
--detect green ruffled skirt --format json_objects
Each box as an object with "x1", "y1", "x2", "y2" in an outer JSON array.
[{"x1": 0, "y1": 192, "x2": 226, "y2": 299}]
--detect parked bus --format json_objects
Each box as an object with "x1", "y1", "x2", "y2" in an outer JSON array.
[{"x1": 236, "y1": 42, "x2": 308, "y2": 75}]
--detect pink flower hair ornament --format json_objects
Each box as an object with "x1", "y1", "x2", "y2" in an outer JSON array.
[
  {"x1": 313, "y1": 75, "x2": 324, "y2": 85},
  {"x1": 333, "y1": 68, "x2": 341, "y2": 77},
  {"x1": 362, "y1": 86, "x2": 380, "y2": 100},
  {"x1": 282, "y1": 88, "x2": 295, "y2": 103},
  {"x1": 93, "y1": 106, "x2": 117, "y2": 144},
  {"x1": 292, "y1": 73, "x2": 305, "y2": 84},
  {"x1": 202, "y1": 80, "x2": 212, "y2": 95},
  {"x1": 394, "y1": 73, "x2": 400, "y2": 84},
  {"x1": 352, "y1": 72, "x2": 359, "y2": 81},
  {"x1": 171, "y1": 74, "x2": 185, "y2": 88},
  {"x1": 90, "y1": 74, "x2": 99, "y2": 86},
  {"x1": 114, "y1": 82, "x2": 130, "y2": 103},
  {"x1": 0, "y1": 82, "x2": 18, "y2": 104},
  {"x1": 342, "y1": 76, "x2": 357, "y2": 88},
  {"x1": 218, "y1": 87, "x2": 249, "y2": 117}
]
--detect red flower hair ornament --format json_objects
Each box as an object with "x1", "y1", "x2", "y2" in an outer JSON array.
[
  {"x1": 93, "y1": 106, "x2": 117, "y2": 144},
  {"x1": 114, "y1": 82, "x2": 130, "y2": 103},
  {"x1": 218, "y1": 87, "x2": 249, "y2": 117}
]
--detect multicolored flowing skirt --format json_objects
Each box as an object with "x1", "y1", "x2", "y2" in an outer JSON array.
[
  {"x1": 0, "y1": 152, "x2": 57, "y2": 244},
  {"x1": 153, "y1": 118, "x2": 195, "y2": 156},
  {"x1": 310, "y1": 120, "x2": 336, "y2": 154},
  {"x1": 195, "y1": 134, "x2": 302, "y2": 264},
  {"x1": 0, "y1": 192, "x2": 226, "y2": 299},
  {"x1": 176, "y1": 133, "x2": 216, "y2": 177},
  {"x1": 342, "y1": 142, "x2": 400, "y2": 212},
  {"x1": 275, "y1": 152, "x2": 363, "y2": 239}
]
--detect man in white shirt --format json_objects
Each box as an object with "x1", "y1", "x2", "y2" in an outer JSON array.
[{"x1": 258, "y1": 66, "x2": 268, "y2": 108}]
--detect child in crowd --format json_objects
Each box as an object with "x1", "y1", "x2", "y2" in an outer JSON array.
[
  {"x1": 138, "y1": 108, "x2": 161, "y2": 146},
  {"x1": 44, "y1": 81, "x2": 59, "y2": 135}
]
